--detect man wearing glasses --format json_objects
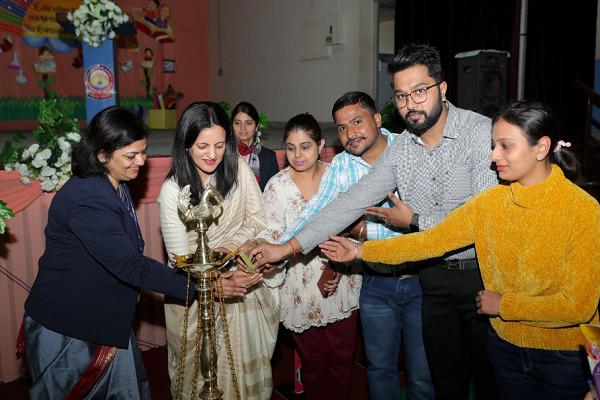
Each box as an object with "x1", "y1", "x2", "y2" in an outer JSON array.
[{"x1": 250, "y1": 43, "x2": 498, "y2": 399}]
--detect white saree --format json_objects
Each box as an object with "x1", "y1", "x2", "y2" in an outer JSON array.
[{"x1": 157, "y1": 160, "x2": 279, "y2": 400}]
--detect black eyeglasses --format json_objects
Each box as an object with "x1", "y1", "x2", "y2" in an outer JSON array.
[{"x1": 392, "y1": 82, "x2": 442, "y2": 109}]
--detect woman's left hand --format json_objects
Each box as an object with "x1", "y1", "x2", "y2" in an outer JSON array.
[
  {"x1": 475, "y1": 290, "x2": 501, "y2": 316},
  {"x1": 323, "y1": 271, "x2": 342, "y2": 295}
]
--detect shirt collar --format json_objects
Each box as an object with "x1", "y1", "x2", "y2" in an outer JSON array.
[{"x1": 408, "y1": 100, "x2": 458, "y2": 144}]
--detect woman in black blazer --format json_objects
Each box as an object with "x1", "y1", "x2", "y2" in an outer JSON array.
[
  {"x1": 231, "y1": 101, "x2": 279, "y2": 191},
  {"x1": 22, "y1": 107, "x2": 196, "y2": 399}
]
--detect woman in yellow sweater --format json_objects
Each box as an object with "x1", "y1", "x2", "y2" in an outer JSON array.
[{"x1": 320, "y1": 101, "x2": 600, "y2": 399}]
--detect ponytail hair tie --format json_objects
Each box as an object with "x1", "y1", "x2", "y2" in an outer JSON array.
[{"x1": 554, "y1": 140, "x2": 571, "y2": 153}]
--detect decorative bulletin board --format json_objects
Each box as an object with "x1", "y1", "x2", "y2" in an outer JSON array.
[{"x1": 0, "y1": 0, "x2": 209, "y2": 127}]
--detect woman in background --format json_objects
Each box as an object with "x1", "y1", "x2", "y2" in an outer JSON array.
[
  {"x1": 252, "y1": 113, "x2": 361, "y2": 400},
  {"x1": 157, "y1": 102, "x2": 278, "y2": 400},
  {"x1": 231, "y1": 101, "x2": 279, "y2": 191},
  {"x1": 23, "y1": 106, "x2": 194, "y2": 399},
  {"x1": 321, "y1": 101, "x2": 600, "y2": 400}
]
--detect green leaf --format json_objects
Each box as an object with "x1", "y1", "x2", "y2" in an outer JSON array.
[
  {"x1": 218, "y1": 101, "x2": 232, "y2": 118},
  {"x1": 0, "y1": 201, "x2": 15, "y2": 218},
  {"x1": 0, "y1": 140, "x2": 18, "y2": 165},
  {"x1": 0, "y1": 200, "x2": 15, "y2": 235},
  {"x1": 238, "y1": 251, "x2": 255, "y2": 273},
  {"x1": 258, "y1": 112, "x2": 269, "y2": 131}
]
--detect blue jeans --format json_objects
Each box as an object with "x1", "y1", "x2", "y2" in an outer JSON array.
[
  {"x1": 487, "y1": 328, "x2": 589, "y2": 400},
  {"x1": 359, "y1": 274, "x2": 434, "y2": 400}
]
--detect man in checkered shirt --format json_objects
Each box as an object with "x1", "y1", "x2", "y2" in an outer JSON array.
[{"x1": 251, "y1": 43, "x2": 499, "y2": 399}]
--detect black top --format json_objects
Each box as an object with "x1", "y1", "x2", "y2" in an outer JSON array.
[
  {"x1": 25, "y1": 174, "x2": 191, "y2": 348},
  {"x1": 258, "y1": 146, "x2": 280, "y2": 191}
]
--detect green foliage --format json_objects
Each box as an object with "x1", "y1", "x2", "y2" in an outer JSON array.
[
  {"x1": 0, "y1": 97, "x2": 154, "y2": 121},
  {"x1": 0, "y1": 133, "x2": 24, "y2": 166},
  {"x1": 0, "y1": 200, "x2": 15, "y2": 234},
  {"x1": 1, "y1": 99, "x2": 81, "y2": 191},
  {"x1": 33, "y1": 99, "x2": 79, "y2": 152},
  {"x1": 218, "y1": 101, "x2": 232, "y2": 118},
  {"x1": 379, "y1": 99, "x2": 406, "y2": 134}
]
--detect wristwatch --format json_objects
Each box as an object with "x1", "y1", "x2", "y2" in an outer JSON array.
[{"x1": 410, "y1": 212, "x2": 420, "y2": 232}]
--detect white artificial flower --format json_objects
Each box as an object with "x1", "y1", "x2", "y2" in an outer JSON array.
[
  {"x1": 40, "y1": 178, "x2": 57, "y2": 192},
  {"x1": 26, "y1": 143, "x2": 39, "y2": 156},
  {"x1": 36, "y1": 148, "x2": 52, "y2": 160},
  {"x1": 41, "y1": 166, "x2": 56, "y2": 177},
  {"x1": 21, "y1": 176, "x2": 30, "y2": 185},
  {"x1": 4, "y1": 164, "x2": 13, "y2": 172},
  {"x1": 15, "y1": 162, "x2": 29, "y2": 176},
  {"x1": 31, "y1": 157, "x2": 47, "y2": 168}
]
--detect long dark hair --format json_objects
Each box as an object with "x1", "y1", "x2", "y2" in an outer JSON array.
[
  {"x1": 493, "y1": 101, "x2": 580, "y2": 181},
  {"x1": 167, "y1": 102, "x2": 238, "y2": 203},
  {"x1": 231, "y1": 101, "x2": 260, "y2": 144},
  {"x1": 72, "y1": 106, "x2": 148, "y2": 178}
]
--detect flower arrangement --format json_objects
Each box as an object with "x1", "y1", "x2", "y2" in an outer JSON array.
[
  {"x1": 0, "y1": 99, "x2": 80, "y2": 192},
  {"x1": 0, "y1": 200, "x2": 14, "y2": 234},
  {"x1": 68, "y1": 0, "x2": 129, "y2": 48}
]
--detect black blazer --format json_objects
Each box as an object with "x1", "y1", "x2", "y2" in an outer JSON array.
[
  {"x1": 25, "y1": 175, "x2": 190, "y2": 348},
  {"x1": 258, "y1": 146, "x2": 280, "y2": 191}
]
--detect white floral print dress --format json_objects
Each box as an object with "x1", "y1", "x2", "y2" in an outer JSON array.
[{"x1": 258, "y1": 165, "x2": 361, "y2": 333}]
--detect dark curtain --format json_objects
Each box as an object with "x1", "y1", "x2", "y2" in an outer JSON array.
[
  {"x1": 524, "y1": 0, "x2": 597, "y2": 144},
  {"x1": 394, "y1": 0, "x2": 598, "y2": 144},
  {"x1": 394, "y1": 0, "x2": 520, "y2": 103}
]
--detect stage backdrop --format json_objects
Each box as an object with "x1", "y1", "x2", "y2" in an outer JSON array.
[{"x1": 0, "y1": 0, "x2": 209, "y2": 127}]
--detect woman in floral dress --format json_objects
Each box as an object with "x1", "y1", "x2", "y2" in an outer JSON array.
[{"x1": 254, "y1": 113, "x2": 361, "y2": 400}]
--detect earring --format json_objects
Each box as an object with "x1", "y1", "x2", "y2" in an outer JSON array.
[{"x1": 536, "y1": 155, "x2": 543, "y2": 161}]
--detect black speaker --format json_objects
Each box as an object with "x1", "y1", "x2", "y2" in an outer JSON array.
[{"x1": 456, "y1": 50, "x2": 508, "y2": 118}]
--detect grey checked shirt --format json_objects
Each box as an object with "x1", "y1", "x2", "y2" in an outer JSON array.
[{"x1": 296, "y1": 101, "x2": 499, "y2": 260}]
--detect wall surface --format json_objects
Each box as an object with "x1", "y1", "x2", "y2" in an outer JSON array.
[{"x1": 207, "y1": 0, "x2": 376, "y2": 122}]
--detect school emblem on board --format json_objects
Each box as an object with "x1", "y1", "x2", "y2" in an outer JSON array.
[{"x1": 84, "y1": 64, "x2": 115, "y2": 99}]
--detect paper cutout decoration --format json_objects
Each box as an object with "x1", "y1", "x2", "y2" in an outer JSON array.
[
  {"x1": 32, "y1": 45, "x2": 55, "y2": 74},
  {"x1": 0, "y1": 34, "x2": 13, "y2": 52},
  {"x1": 71, "y1": 46, "x2": 82, "y2": 68},
  {"x1": 9, "y1": 50, "x2": 20, "y2": 69},
  {"x1": 161, "y1": 84, "x2": 183, "y2": 109},
  {"x1": 133, "y1": 1, "x2": 175, "y2": 44},
  {"x1": 21, "y1": 0, "x2": 79, "y2": 52},
  {"x1": 120, "y1": 59, "x2": 132, "y2": 73},
  {"x1": 163, "y1": 58, "x2": 174, "y2": 73},
  {"x1": 16, "y1": 68, "x2": 26, "y2": 84},
  {"x1": 33, "y1": 45, "x2": 56, "y2": 98},
  {"x1": 140, "y1": 47, "x2": 154, "y2": 97},
  {"x1": 0, "y1": 0, "x2": 26, "y2": 35}
]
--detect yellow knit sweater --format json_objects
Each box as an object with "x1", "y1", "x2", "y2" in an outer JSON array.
[{"x1": 363, "y1": 165, "x2": 600, "y2": 350}]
